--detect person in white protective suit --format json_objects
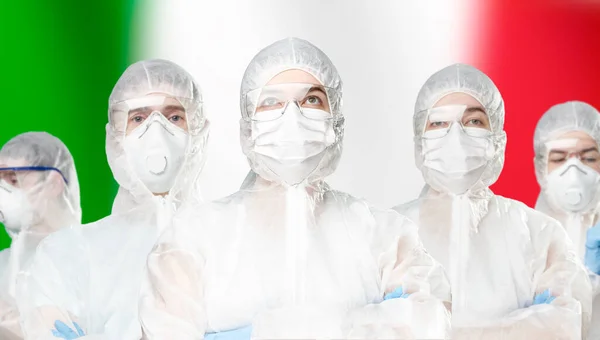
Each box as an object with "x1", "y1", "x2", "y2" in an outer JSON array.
[
  {"x1": 15, "y1": 59, "x2": 210, "y2": 340},
  {"x1": 138, "y1": 37, "x2": 451, "y2": 340},
  {"x1": 0, "y1": 132, "x2": 81, "y2": 340},
  {"x1": 394, "y1": 63, "x2": 593, "y2": 340},
  {"x1": 533, "y1": 101, "x2": 600, "y2": 339}
]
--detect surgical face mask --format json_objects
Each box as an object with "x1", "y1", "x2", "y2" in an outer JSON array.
[
  {"x1": 0, "y1": 180, "x2": 34, "y2": 237},
  {"x1": 544, "y1": 158, "x2": 600, "y2": 213},
  {"x1": 124, "y1": 112, "x2": 188, "y2": 194},
  {"x1": 421, "y1": 123, "x2": 494, "y2": 195},
  {"x1": 251, "y1": 103, "x2": 336, "y2": 185}
]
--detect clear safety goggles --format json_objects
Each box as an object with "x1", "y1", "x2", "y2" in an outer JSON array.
[
  {"x1": 109, "y1": 95, "x2": 197, "y2": 135},
  {"x1": 418, "y1": 104, "x2": 491, "y2": 139},
  {"x1": 243, "y1": 83, "x2": 340, "y2": 122},
  {"x1": 0, "y1": 166, "x2": 68, "y2": 189},
  {"x1": 545, "y1": 138, "x2": 600, "y2": 172}
]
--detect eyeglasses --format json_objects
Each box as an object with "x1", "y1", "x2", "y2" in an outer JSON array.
[
  {"x1": 244, "y1": 83, "x2": 340, "y2": 122},
  {"x1": 110, "y1": 95, "x2": 198, "y2": 135},
  {"x1": 418, "y1": 104, "x2": 491, "y2": 139},
  {"x1": 0, "y1": 166, "x2": 69, "y2": 186}
]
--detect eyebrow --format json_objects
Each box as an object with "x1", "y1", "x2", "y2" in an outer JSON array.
[
  {"x1": 581, "y1": 147, "x2": 599, "y2": 153},
  {"x1": 465, "y1": 106, "x2": 486, "y2": 115},
  {"x1": 128, "y1": 106, "x2": 152, "y2": 115},
  {"x1": 128, "y1": 105, "x2": 184, "y2": 115},
  {"x1": 258, "y1": 86, "x2": 327, "y2": 101},
  {"x1": 307, "y1": 86, "x2": 327, "y2": 96},
  {"x1": 162, "y1": 105, "x2": 185, "y2": 112},
  {"x1": 551, "y1": 147, "x2": 599, "y2": 153}
]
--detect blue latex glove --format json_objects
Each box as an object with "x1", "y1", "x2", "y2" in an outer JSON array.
[
  {"x1": 51, "y1": 320, "x2": 85, "y2": 339},
  {"x1": 532, "y1": 289, "x2": 556, "y2": 305},
  {"x1": 204, "y1": 325, "x2": 252, "y2": 340},
  {"x1": 383, "y1": 286, "x2": 410, "y2": 300},
  {"x1": 585, "y1": 225, "x2": 600, "y2": 275}
]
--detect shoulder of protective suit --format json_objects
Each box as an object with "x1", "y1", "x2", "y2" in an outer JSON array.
[
  {"x1": 0, "y1": 249, "x2": 10, "y2": 270},
  {"x1": 391, "y1": 199, "x2": 421, "y2": 220},
  {"x1": 43, "y1": 222, "x2": 86, "y2": 242},
  {"x1": 170, "y1": 192, "x2": 247, "y2": 237},
  {"x1": 177, "y1": 191, "x2": 245, "y2": 218},
  {"x1": 35, "y1": 213, "x2": 121, "y2": 252},
  {"x1": 29, "y1": 223, "x2": 89, "y2": 266},
  {"x1": 492, "y1": 195, "x2": 563, "y2": 233},
  {"x1": 326, "y1": 190, "x2": 383, "y2": 214},
  {"x1": 0, "y1": 249, "x2": 8, "y2": 281},
  {"x1": 327, "y1": 190, "x2": 418, "y2": 230}
]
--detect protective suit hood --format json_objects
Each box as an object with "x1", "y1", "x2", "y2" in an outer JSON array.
[
  {"x1": 239, "y1": 37, "x2": 344, "y2": 185},
  {"x1": 107, "y1": 59, "x2": 210, "y2": 214}
]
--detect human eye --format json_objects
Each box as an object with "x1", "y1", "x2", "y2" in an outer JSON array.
[
  {"x1": 548, "y1": 152, "x2": 566, "y2": 163},
  {"x1": 581, "y1": 151, "x2": 600, "y2": 164},
  {"x1": 130, "y1": 115, "x2": 145, "y2": 124},
  {"x1": 0, "y1": 171, "x2": 19, "y2": 187},
  {"x1": 301, "y1": 92, "x2": 326, "y2": 109},
  {"x1": 258, "y1": 97, "x2": 282, "y2": 110},
  {"x1": 465, "y1": 119, "x2": 483, "y2": 126},
  {"x1": 128, "y1": 108, "x2": 151, "y2": 125},
  {"x1": 428, "y1": 121, "x2": 449, "y2": 130},
  {"x1": 462, "y1": 109, "x2": 489, "y2": 129}
]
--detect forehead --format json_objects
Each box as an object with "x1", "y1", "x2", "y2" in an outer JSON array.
[
  {"x1": 127, "y1": 93, "x2": 183, "y2": 110},
  {"x1": 162, "y1": 96, "x2": 183, "y2": 107},
  {"x1": 549, "y1": 131, "x2": 598, "y2": 151},
  {"x1": 0, "y1": 157, "x2": 28, "y2": 168},
  {"x1": 433, "y1": 92, "x2": 483, "y2": 109},
  {"x1": 266, "y1": 69, "x2": 322, "y2": 86}
]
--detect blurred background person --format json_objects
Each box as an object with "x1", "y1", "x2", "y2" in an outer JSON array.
[
  {"x1": 533, "y1": 100, "x2": 600, "y2": 339},
  {"x1": 395, "y1": 63, "x2": 592, "y2": 339},
  {"x1": 16, "y1": 59, "x2": 210, "y2": 340},
  {"x1": 0, "y1": 132, "x2": 81, "y2": 339}
]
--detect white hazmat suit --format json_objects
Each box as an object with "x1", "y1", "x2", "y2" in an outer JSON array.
[
  {"x1": 533, "y1": 101, "x2": 600, "y2": 339},
  {"x1": 139, "y1": 38, "x2": 451, "y2": 340},
  {"x1": 16, "y1": 59, "x2": 210, "y2": 340},
  {"x1": 394, "y1": 63, "x2": 592, "y2": 339},
  {"x1": 0, "y1": 132, "x2": 81, "y2": 340}
]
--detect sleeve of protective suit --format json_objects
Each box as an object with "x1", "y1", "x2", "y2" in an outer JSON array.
[
  {"x1": 0, "y1": 304, "x2": 22, "y2": 340},
  {"x1": 138, "y1": 208, "x2": 207, "y2": 340},
  {"x1": 590, "y1": 272, "x2": 600, "y2": 297},
  {"x1": 343, "y1": 209, "x2": 452, "y2": 339},
  {"x1": 15, "y1": 230, "x2": 107, "y2": 340},
  {"x1": 0, "y1": 250, "x2": 22, "y2": 340},
  {"x1": 453, "y1": 218, "x2": 592, "y2": 340}
]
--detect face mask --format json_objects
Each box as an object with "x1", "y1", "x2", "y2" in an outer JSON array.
[
  {"x1": 421, "y1": 124, "x2": 494, "y2": 194},
  {"x1": 0, "y1": 180, "x2": 34, "y2": 238},
  {"x1": 123, "y1": 112, "x2": 188, "y2": 194},
  {"x1": 251, "y1": 104, "x2": 336, "y2": 185},
  {"x1": 544, "y1": 158, "x2": 600, "y2": 213}
]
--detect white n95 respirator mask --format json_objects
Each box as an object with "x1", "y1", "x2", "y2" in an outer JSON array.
[
  {"x1": 544, "y1": 158, "x2": 600, "y2": 213},
  {"x1": 0, "y1": 180, "x2": 34, "y2": 238},
  {"x1": 124, "y1": 111, "x2": 188, "y2": 194},
  {"x1": 251, "y1": 103, "x2": 336, "y2": 186}
]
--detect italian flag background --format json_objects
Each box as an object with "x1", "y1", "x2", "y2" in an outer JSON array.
[{"x1": 1, "y1": 0, "x2": 599, "y2": 249}]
